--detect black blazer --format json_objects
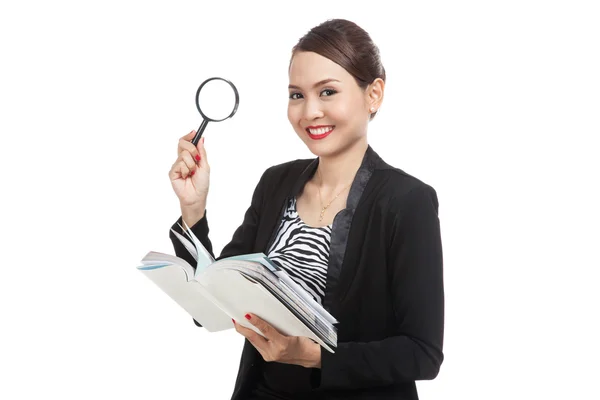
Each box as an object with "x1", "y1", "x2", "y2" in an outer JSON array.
[{"x1": 169, "y1": 146, "x2": 444, "y2": 399}]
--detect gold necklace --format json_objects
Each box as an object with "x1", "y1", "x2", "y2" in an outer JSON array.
[{"x1": 317, "y1": 169, "x2": 351, "y2": 222}]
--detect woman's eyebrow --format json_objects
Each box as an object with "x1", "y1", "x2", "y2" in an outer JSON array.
[{"x1": 288, "y1": 78, "x2": 341, "y2": 90}]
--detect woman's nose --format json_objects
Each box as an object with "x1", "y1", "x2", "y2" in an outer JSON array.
[{"x1": 303, "y1": 99, "x2": 324, "y2": 120}]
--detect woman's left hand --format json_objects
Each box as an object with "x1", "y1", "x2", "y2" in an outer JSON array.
[{"x1": 233, "y1": 314, "x2": 321, "y2": 369}]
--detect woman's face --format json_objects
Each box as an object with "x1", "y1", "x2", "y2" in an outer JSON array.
[{"x1": 287, "y1": 51, "x2": 375, "y2": 158}]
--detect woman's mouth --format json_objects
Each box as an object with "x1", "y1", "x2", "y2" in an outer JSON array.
[{"x1": 306, "y1": 125, "x2": 335, "y2": 140}]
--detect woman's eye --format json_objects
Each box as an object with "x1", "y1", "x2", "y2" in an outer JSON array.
[
  {"x1": 321, "y1": 89, "x2": 337, "y2": 97},
  {"x1": 289, "y1": 92, "x2": 303, "y2": 100}
]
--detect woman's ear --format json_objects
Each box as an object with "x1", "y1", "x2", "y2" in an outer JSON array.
[{"x1": 366, "y1": 78, "x2": 385, "y2": 116}]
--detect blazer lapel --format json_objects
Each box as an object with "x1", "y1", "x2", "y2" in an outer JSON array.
[
  {"x1": 323, "y1": 146, "x2": 381, "y2": 313},
  {"x1": 258, "y1": 158, "x2": 318, "y2": 255}
]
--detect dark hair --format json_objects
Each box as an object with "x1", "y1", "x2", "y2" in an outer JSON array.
[{"x1": 291, "y1": 19, "x2": 386, "y2": 119}]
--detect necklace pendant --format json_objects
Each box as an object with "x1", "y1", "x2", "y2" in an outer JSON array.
[{"x1": 319, "y1": 208, "x2": 325, "y2": 222}]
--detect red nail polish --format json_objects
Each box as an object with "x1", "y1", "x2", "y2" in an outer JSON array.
[
  {"x1": 190, "y1": 171, "x2": 195, "y2": 176},
  {"x1": 195, "y1": 154, "x2": 201, "y2": 161},
  {"x1": 245, "y1": 314, "x2": 251, "y2": 320},
  {"x1": 232, "y1": 319, "x2": 236, "y2": 324}
]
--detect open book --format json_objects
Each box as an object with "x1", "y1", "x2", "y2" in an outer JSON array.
[{"x1": 137, "y1": 221, "x2": 338, "y2": 353}]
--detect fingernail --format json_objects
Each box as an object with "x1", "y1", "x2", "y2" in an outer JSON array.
[
  {"x1": 245, "y1": 314, "x2": 251, "y2": 320},
  {"x1": 195, "y1": 154, "x2": 201, "y2": 162},
  {"x1": 232, "y1": 319, "x2": 236, "y2": 324},
  {"x1": 190, "y1": 171, "x2": 195, "y2": 176}
]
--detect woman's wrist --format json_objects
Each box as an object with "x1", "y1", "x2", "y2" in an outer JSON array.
[
  {"x1": 306, "y1": 342, "x2": 322, "y2": 369},
  {"x1": 180, "y1": 202, "x2": 206, "y2": 230}
]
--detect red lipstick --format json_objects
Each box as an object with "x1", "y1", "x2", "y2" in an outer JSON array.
[{"x1": 306, "y1": 125, "x2": 335, "y2": 140}]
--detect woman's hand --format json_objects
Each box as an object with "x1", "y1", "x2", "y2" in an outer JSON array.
[
  {"x1": 233, "y1": 314, "x2": 322, "y2": 369},
  {"x1": 169, "y1": 130, "x2": 210, "y2": 207}
]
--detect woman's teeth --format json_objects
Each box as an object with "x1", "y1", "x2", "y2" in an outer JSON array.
[{"x1": 308, "y1": 127, "x2": 334, "y2": 135}]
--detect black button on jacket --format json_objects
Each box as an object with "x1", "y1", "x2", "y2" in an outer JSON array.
[{"x1": 169, "y1": 146, "x2": 445, "y2": 400}]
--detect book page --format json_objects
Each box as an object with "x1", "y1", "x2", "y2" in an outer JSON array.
[
  {"x1": 214, "y1": 256, "x2": 338, "y2": 324},
  {"x1": 140, "y1": 251, "x2": 195, "y2": 281},
  {"x1": 198, "y1": 268, "x2": 335, "y2": 353},
  {"x1": 138, "y1": 263, "x2": 232, "y2": 332},
  {"x1": 176, "y1": 221, "x2": 215, "y2": 271}
]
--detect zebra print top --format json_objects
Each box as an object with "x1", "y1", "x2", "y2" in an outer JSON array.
[
  {"x1": 266, "y1": 197, "x2": 331, "y2": 305},
  {"x1": 251, "y1": 198, "x2": 332, "y2": 398}
]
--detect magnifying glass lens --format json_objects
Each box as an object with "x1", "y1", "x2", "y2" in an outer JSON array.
[{"x1": 197, "y1": 79, "x2": 238, "y2": 121}]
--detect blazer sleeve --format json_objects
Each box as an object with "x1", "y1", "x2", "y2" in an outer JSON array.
[
  {"x1": 315, "y1": 185, "x2": 445, "y2": 389},
  {"x1": 168, "y1": 168, "x2": 269, "y2": 327}
]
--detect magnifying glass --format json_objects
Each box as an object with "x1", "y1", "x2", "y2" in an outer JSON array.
[{"x1": 191, "y1": 77, "x2": 240, "y2": 146}]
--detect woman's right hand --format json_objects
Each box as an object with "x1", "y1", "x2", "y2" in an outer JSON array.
[{"x1": 169, "y1": 130, "x2": 210, "y2": 207}]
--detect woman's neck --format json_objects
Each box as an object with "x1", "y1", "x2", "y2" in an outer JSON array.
[{"x1": 315, "y1": 140, "x2": 368, "y2": 191}]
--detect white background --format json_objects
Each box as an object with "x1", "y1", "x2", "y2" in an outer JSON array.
[{"x1": 1, "y1": 0, "x2": 598, "y2": 399}]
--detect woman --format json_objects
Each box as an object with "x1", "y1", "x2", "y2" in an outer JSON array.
[{"x1": 168, "y1": 19, "x2": 444, "y2": 400}]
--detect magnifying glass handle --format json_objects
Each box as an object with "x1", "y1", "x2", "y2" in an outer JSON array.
[{"x1": 192, "y1": 119, "x2": 209, "y2": 146}]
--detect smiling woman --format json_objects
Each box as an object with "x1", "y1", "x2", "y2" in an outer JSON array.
[
  {"x1": 168, "y1": 18, "x2": 444, "y2": 400},
  {"x1": 287, "y1": 52, "x2": 383, "y2": 159}
]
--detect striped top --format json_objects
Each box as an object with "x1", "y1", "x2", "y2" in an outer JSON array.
[
  {"x1": 254, "y1": 200, "x2": 332, "y2": 398},
  {"x1": 266, "y1": 197, "x2": 331, "y2": 305}
]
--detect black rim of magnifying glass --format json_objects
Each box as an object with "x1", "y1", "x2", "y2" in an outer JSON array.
[{"x1": 192, "y1": 77, "x2": 239, "y2": 146}]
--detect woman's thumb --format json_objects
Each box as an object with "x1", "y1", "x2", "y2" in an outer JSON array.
[
  {"x1": 197, "y1": 136, "x2": 207, "y2": 164},
  {"x1": 184, "y1": 130, "x2": 196, "y2": 141}
]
